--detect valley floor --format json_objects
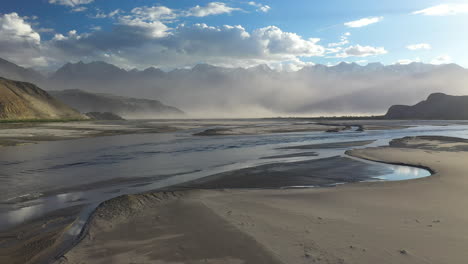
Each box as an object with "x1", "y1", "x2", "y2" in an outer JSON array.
[{"x1": 59, "y1": 136, "x2": 468, "y2": 264}]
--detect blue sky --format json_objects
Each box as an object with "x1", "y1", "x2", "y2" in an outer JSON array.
[{"x1": 1, "y1": 0, "x2": 467, "y2": 70}]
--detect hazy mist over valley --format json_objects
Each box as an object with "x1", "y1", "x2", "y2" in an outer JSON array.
[{"x1": 2, "y1": 58, "x2": 467, "y2": 118}]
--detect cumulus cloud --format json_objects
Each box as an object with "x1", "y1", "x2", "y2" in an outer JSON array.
[
  {"x1": 0, "y1": 13, "x2": 40, "y2": 45},
  {"x1": 406, "y1": 43, "x2": 431, "y2": 50},
  {"x1": 344, "y1": 16, "x2": 383, "y2": 28},
  {"x1": 131, "y1": 6, "x2": 176, "y2": 21},
  {"x1": 431, "y1": 55, "x2": 452, "y2": 65},
  {"x1": 0, "y1": 13, "x2": 47, "y2": 67},
  {"x1": 1, "y1": 6, "x2": 326, "y2": 70},
  {"x1": 186, "y1": 2, "x2": 242, "y2": 17},
  {"x1": 48, "y1": 0, "x2": 94, "y2": 7},
  {"x1": 413, "y1": 4, "x2": 468, "y2": 16},
  {"x1": 118, "y1": 16, "x2": 170, "y2": 38},
  {"x1": 336, "y1": 45, "x2": 387, "y2": 58},
  {"x1": 248, "y1": 2, "x2": 271, "y2": 13},
  {"x1": 253, "y1": 26, "x2": 324, "y2": 57},
  {"x1": 48, "y1": 21, "x2": 325, "y2": 70}
]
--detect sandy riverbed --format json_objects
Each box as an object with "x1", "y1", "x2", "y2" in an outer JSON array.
[{"x1": 54, "y1": 135, "x2": 468, "y2": 264}]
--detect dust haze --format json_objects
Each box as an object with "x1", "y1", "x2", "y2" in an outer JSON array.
[{"x1": 42, "y1": 62, "x2": 468, "y2": 118}]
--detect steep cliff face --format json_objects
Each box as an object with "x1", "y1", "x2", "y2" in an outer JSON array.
[
  {"x1": 0, "y1": 77, "x2": 87, "y2": 120},
  {"x1": 385, "y1": 93, "x2": 468, "y2": 120}
]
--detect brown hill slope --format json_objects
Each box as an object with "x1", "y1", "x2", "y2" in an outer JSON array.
[{"x1": 0, "y1": 77, "x2": 86, "y2": 120}]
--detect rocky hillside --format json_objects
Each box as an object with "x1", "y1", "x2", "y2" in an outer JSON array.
[
  {"x1": 49, "y1": 89, "x2": 184, "y2": 119},
  {"x1": 0, "y1": 77, "x2": 86, "y2": 120},
  {"x1": 385, "y1": 93, "x2": 468, "y2": 120}
]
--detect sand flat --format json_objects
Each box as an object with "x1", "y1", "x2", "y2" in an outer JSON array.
[{"x1": 59, "y1": 136, "x2": 468, "y2": 264}]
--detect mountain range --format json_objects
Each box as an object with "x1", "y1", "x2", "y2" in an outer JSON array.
[{"x1": 1, "y1": 58, "x2": 467, "y2": 117}]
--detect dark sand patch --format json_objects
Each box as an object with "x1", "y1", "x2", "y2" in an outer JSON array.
[
  {"x1": 278, "y1": 140, "x2": 375, "y2": 150},
  {"x1": 60, "y1": 192, "x2": 282, "y2": 264}
]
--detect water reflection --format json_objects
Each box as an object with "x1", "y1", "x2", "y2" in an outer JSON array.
[{"x1": 375, "y1": 164, "x2": 431, "y2": 181}]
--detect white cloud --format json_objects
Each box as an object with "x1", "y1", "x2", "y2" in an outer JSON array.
[
  {"x1": 91, "y1": 9, "x2": 121, "y2": 19},
  {"x1": 186, "y1": 2, "x2": 242, "y2": 17},
  {"x1": 118, "y1": 17, "x2": 170, "y2": 38},
  {"x1": 406, "y1": 43, "x2": 431, "y2": 50},
  {"x1": 248, "y1": 2, "x2": 271, "y2": 13},
  {"x1": 0, "y1": 13, "x2": 46, "y2": 67},
  {"x1": 0, "y1": 13, "x2": 40, "y2": 45},
  {"x1": 48, "y1": 0, "x2": 94, "y2": 7},
  {"x1": 344, "y1": 16, "x2": 383, "y2": 28},
  {"x1": 49, "y1": 22, "x2": 325, "y2": 70},
  {"x1": 253, "y1": 26, "x2": 324, "y2": 57},
  {"x1": 336, "y1": 45, "x2": 387, "y2": 58},
  {"x1": 71, "y1": 6, "x2": 87, "y2": 12},
  {"x1": 413, "y1": 4, "x2": 468, "y2": 16},
  {"x1": 131, "y1": 6, "x2": 176, "y2": 21},
  {"x1": 431, "y1": 55, "x2": 452, "y2": 65}
]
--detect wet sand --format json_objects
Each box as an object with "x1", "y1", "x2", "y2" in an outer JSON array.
[{"x1": 59, "y1": 136, "x2": 468, "y2": 264}]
